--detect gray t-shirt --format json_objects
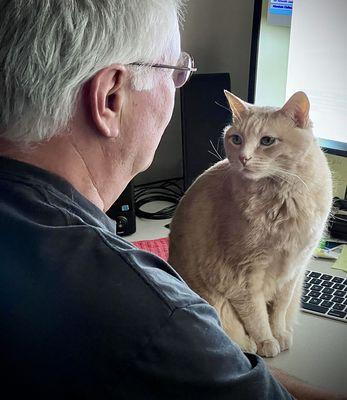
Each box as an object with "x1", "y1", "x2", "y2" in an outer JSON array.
[{"x1": 0, "y1": 156, "x2": 293, "y2": 399}]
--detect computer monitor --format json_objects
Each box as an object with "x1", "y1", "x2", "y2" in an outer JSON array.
[
  {"x1": 248, "y1": 0, "x2": 347, "y2": 159},
  {"x1": 180, "y1": 73, "x2": 231, "y2": 190}
]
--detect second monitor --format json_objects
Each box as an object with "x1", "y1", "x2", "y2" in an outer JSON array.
[{"x1": 180, "y1": 73, "x2": 232, "y2": 190}]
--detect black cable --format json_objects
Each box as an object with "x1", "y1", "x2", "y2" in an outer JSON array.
[{"x1": 134, "y1": 178, "x2": 184, "y2": 220}]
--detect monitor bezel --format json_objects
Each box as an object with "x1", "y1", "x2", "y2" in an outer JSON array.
[{"x1": 319, "y1": 139, "x2": 347, "y2": 157}]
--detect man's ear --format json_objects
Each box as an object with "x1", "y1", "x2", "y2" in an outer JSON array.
[
  {"x1": 280, "y1": 91, "x2": 310, "y2": 128},
  {"x1": 89, "y1": 64, "x2": 128, "y2": 138}
]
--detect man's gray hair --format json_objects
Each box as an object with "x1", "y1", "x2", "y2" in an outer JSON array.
[{"x1": 0, "y1": 0, "x2": 185, "y2": 143}]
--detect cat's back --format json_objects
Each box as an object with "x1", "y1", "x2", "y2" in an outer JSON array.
[
  {"x1": 168, "y1": 159, "x2": 233, "y2": 271},
  {"x1": 170, "y1": 159, "x2": 231, "y2": 231}
]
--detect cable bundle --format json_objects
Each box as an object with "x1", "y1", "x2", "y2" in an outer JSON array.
[{"x1": 134, "y1": 178, "x2": 184, "y2": 220}]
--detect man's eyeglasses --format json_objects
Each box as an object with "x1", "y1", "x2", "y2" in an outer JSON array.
[{"x1": 129, "y1": 51, "x2": 197, "y2": 88}]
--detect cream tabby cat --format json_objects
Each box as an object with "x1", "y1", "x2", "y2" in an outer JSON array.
[{"x1": 168, "y1": 91, "x2": 332, "y2": 358}]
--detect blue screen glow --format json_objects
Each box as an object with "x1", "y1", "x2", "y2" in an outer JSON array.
[{"x1": 269, "y1": 0, "x2": 293, "y2": 16}]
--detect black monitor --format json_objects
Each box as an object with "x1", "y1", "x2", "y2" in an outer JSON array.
[{"x1": 180, "y1": 73, "x2": 231, "y2": 190}]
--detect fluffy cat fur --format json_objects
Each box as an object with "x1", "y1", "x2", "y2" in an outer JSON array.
[{"x1": 168, "y1": 91, "x2": 332, "y2": 358}]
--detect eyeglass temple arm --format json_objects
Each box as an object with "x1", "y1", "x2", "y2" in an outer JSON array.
[{"x1": 129, "y1": 62, "x2": 197, "y2": 72}]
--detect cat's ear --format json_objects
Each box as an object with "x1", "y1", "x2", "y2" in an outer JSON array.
[
  {"x1": 280, "y1": 91, "x2": 310, "y2": 128},
  {"x1": 224, "y1": 90, "x2": 249, "y2": 122}
]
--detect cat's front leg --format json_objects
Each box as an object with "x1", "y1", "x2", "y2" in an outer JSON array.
[
  {"x1": 284, "y1": 272, "x2": 306, "y2": 335},
  {"x1": 218, "y1": 299, "x2": 258, "y2": 354},
  {"x1": 233, "y1": 293, "x2": 280, "y2": 358},
  {"x1": 269, "y1": 277, "x2": 299, "y2": 352}
]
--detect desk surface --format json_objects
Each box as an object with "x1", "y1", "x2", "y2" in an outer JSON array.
[{"x1": 127, "y1": 215, "x2": 347, "y2": 394}]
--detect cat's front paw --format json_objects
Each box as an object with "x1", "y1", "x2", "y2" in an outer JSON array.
[
  {"x1": 241, "y1": 336, "x2": 257, "y2": 354},
  {"x1": 257, "y1": 338, "x2": 281, "y2": 358},
  {"x1": 274, "y1": 330, "x2": 293, "y2": 352}
]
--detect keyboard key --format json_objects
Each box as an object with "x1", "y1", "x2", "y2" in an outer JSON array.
[
  {"x1": 334, "y1": 290, "x2": 346, "y2": 298},
  {"x1": 327, "y1": 309, "x2": 347, "y2": 319},
  {"x1": 321, "y1": 300, "x2": 333, "y2": 308},
  {"x1": 332, "y1": 303, "x2": 346, "y2": 311},
  {"x1": 333, "y1": 283, "x2": 345, "y2": 290},
  {"x1": 321, "y1": 281, "x2": 334, "y2": 287},
  {"x1": 302, "y1": 302, "x2": 328, "y2": 314},
  {"x1": 332, "y1": 296, "x2": 344, "y2": 304},
  {"x1": 320, "y1": 293, "x2": 333, "y2": 301},
  {"x1": 302, "y1": 296, "x2": 310, "y2": 303},
  {"x1": 310, "y1": 285, "x2": 322, "y2": 292},
  {"x1": 308, "y1": 298, "x2": 322, "y2": 305},
  {"x1": 321, "y1": 274, "x2": 332, "y2": 280},
  {"x1": 303, "y1": 271, "x2": 347, "y2": 323}
]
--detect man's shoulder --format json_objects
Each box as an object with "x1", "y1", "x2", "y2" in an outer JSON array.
[
  {"x1": 1, "y1": 208, "x2": 209, "y2": 369},
  {"x1": 84, "y1": 226, "x2": 206, "y2": 313},
  {"x1": 0, "y1": 164, "x2": 204, "y2": 315}
]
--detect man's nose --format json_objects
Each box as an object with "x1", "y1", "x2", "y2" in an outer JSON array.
[{"x1": 239, "y1": 155, "x2": 252, "y2": 166}]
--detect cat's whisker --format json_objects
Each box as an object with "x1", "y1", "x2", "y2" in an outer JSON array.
[
  {"x1": 266, "y1": 167, "x2": 296, "y2": 185},
  {"x1": 275, "y1": 168, "x2": 309, "y2": 192},
  {"x1": 275, "y1": 172, "x2": 297, "y2": 185},
  {"x1": 271, "y1": 172, "x2": 308, "y2": 196},
  {"x1": 248, "y1": 158, "x2": 270, "y2": 166},
  {"x1": 269, "y1": 172, "x2": 292, "y2": 186},
  {"x1": 268, "y1": 173, "x2": 286, "y2": 185},
  {"x1": 208, "y1": 150, "x2": 223, "y2": 161},
  {"x1": 209, "y1": 140, "x2": 223, "y2": 161},
  {"x1": 214, "y1": 101, "x2": 232, "y2": 114},
  {"x1": 249, "y1": 162, "x2": 268, "y2": 168}
]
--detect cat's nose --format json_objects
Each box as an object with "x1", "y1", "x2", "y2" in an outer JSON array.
[{"x1": 239, "y1": 155, "x2": 252, "y2": 166}]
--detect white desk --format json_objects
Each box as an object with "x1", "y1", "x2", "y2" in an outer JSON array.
[
  {"x1": 128, "y1": 216, "x2": 347, "y2": 394},
  {"x1": 266, "y1": 258, "x2": 347, "y2": 394}
]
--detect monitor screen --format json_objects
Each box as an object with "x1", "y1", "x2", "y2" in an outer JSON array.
[
  {"x1": 286, "y1": 0, "x2": 347, "y2": 155},
  {"x1": 267, "y1": 0, "x2": 293, "y2": 26},
  {"x1": 249, "y1": 0, "x2": 347, "y2": 156}
]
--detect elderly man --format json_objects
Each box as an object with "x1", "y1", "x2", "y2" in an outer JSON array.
[{"x1": 0, "y1": 1, "x2": 343, "y2": 399}]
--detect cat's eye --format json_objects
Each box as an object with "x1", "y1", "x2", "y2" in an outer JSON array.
[
  {"x1": 260, "y1": 136, "x2": 276, "y2": 146},
  {"x1": 231, "y1": 134, "x2": 242, "y2": 145}
]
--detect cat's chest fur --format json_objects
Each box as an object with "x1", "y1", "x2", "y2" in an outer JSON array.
[
  {"x1": 211, "y1": 163, "x2": 329, "y2": 294},
  {"x1": 241, "y1": 179, "x2": 314, "y2": 244}
]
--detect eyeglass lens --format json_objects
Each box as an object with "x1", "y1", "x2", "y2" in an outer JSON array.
[{"x1": 172, "y1": 52, "x2": 193, "y2": 88}]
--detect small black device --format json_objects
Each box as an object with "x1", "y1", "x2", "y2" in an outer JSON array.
[
  {"x1": 107, "y1": 181, "x2": 136, "y2": 236},
  {"x1": 329, "y1": 197, "x2": 347, "y2": 241},
  {"x1": 180, "y1": 73, "x2": 231, "y2": 190}
]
